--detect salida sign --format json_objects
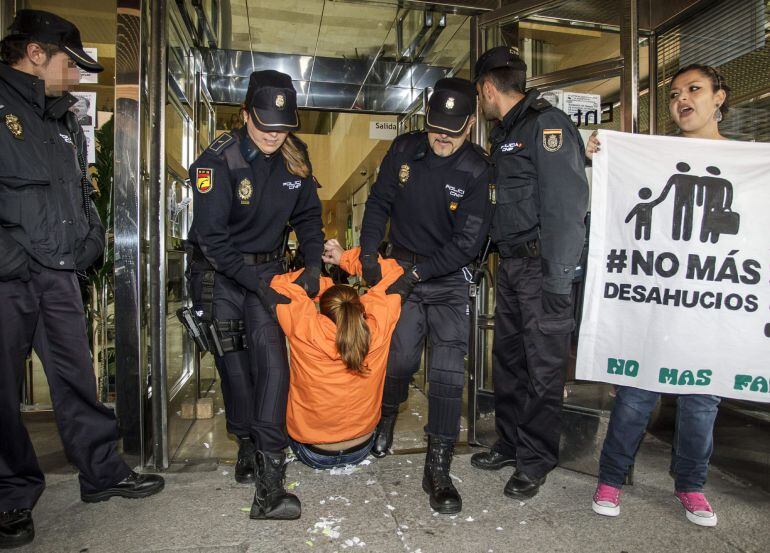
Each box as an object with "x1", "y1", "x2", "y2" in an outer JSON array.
[{"x1": 576, "y1": 131, "x2": 770, "y2": 402}]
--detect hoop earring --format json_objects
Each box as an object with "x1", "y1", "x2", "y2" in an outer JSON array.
[{"x1": 714, "y1": 107, "x2": 723, "y2": 123}]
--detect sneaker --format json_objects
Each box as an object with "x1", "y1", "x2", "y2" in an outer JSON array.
[
  {"x1": 675, "y1": 491, "x2": 717, "y2": 527},
  {"x1": 592, "y1": 483, "x2": 621, "y2": 517}
]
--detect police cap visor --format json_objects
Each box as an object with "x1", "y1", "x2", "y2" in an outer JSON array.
[{"x1": 9, "y1": 9, "x2": 103, "y2": 73}]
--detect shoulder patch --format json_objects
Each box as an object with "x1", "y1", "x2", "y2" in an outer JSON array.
[
  {"x1": 206, "y1": 132, "x2": 235, "y2": 154},
  {"x1": 196, "y1": 168, "x2": 214, "y2": 193},
  {"x1": 542, "y1": 129, "x2": 563, "y2": 152}
]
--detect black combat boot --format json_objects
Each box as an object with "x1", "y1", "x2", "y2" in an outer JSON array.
[
  {"x1": 422, "y1": 436, "x2": 462, "y2": 514},
  {"x1": 370, "y1": 412, "x2": 397, "y2": 458},
  {"x1": 0, "y1": 509, "x2": 34, "y2": 549},
  {"x1": 250, "y1": 451, "x2": 301, "y2": 520},
  {"x1": 234, "y1": 437, "x2": 256, "y2": 484}
]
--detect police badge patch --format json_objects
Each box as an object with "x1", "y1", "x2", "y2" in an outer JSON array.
[
  {"x1": 239, "y1": 178, "x2": 253, "y2": 204},
  {"x1": 398, "y1": 164, "x2": 410, "y2": 186},
  {"x1": 449, "y1": 201, "x2": 458, "y2": 212},
  {"x1": 275, "y1": 94, "x2": 285, "y2": 109},
  {"x1": 5, "y1": 114, "x2": 23, "y2": 139},
  {"x1": 445, "y1": 97, "x2": 455, "y2": 110},
  {"x1": 543, "y1": 129, "x2": 563, "y2": 152},
  {"x1": 196, "y1": 168, "x2": 213, "y2": 193}
]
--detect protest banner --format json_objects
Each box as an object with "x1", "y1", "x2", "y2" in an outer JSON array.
[{"x1": 576, "y1": 130, "x2": 770, "y2": 402}]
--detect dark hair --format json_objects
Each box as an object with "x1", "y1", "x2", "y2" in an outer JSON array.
[
  {"x1": 0, "y1": 35, "x2": 60, "y2": 66},
  {"x1": 670, "y1": 63, "x2": 731, "y2": 116},
  {"x1": 478, "y1": 66, "x2": 527, "y2": 95},
  {"x1": 319, "y1": 285, "x2": 371, "y2": 374}
]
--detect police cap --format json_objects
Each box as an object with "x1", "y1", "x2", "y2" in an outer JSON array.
[
  {"x1": 473, "y1": 46, "x2": 526, "y2": 82},
  {"x1": 245, "y1": 70, "x2": 299, "y2": 132},
  {"x1": 9, "y1": 9, "x2": 103, "y2": 73},
  {"x1": 425, "y1": 77, "x2": 476, "y2": 136}
]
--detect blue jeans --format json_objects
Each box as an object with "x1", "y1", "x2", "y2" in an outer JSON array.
[
  {"x1": 599, "y1": 386, "x2": 720, "y2": 492},
  {"x1": 289, "y1": 436, "x2": 374, "y2": 470}
]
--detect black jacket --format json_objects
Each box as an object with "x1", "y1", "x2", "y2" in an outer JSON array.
[
  {"x1": 360, "y1": 132, "x2": 492, "y2": 280},
  {"x1": 188, "y1": 128, "x2": 323, "y2": 292},
  {"x1": 0, "y1": 63, "x2": 103, "y2": 279},
  {"x1": 490, "y1": 89, "x2": 589, "y2": 295}
]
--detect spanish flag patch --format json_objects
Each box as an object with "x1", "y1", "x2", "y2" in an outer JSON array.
[{"x1": 196, "y1": 168, "x2": 213, "y2": 193}]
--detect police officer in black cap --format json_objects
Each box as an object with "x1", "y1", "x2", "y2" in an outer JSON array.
[
  {"x1": 469, "y1": 46, "x2": 588, "y2": 499},
  {"x1": 0, "y1": 10, "x2": 164, "y2": 549},
  {"x1": 186, "y1": 69, "x2": 323, "y2": 520},
  {"x1": 360, "y1": 77, "x2": 492, "y2": 514}
]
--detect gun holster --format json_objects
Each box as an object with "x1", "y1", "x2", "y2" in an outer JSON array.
[{"x1": 177, "y1": 307, "x2": 248, "y2": 357}]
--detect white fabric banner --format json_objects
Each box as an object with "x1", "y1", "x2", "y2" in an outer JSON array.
[{"x1": 576, "y1": 130, "x2": 770, "y2": 402}]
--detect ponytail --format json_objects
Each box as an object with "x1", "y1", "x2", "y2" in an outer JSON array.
[{"x1": 319, "y1": 285, "x2": 371, "y2": 374}]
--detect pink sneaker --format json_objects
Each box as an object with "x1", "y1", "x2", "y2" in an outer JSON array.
[
  {"x1": 592, "y1": 483, "x2": 621, "y2": 517},
  {"x1": 675, "y1": 491, "x2": 717, "y2": 527}
]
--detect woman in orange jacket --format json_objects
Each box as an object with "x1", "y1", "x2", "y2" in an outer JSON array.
[{"x1": 254, "y1": 240, "x2": 409, "y2": 469}]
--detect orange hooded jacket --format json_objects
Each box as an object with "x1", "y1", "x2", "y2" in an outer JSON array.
[{"x1": 269, "y1": 248, "x2": 403, "y2": 445}]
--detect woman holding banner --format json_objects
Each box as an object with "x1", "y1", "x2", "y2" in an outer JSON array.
[{"x1": 585, "y1": 64, "x2": 731, "y2": 527}]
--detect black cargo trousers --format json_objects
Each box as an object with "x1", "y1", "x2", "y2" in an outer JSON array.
[
  {"x1": 188, "y1": 259, "x2": 289, "y2": 451},
  {"x1": 380, "y1": 263, "x2": 471, "y2": 440},
  {"x1": 0, "y1": 267, "x2": 132, "y2": 511},
  {"x1": 491, "y1": 256, "x2": 575, "y2": 479}
]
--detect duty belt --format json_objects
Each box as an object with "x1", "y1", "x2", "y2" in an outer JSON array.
[
  {"x1": 385, "y1": 243, "x2": 428, "y2": 265},
  {"x1": 190, "y1": 246, "x2": 283, "y2": 267},
  {"x1": 498, "y1": 239, "x2": 540, "y2": 259}
]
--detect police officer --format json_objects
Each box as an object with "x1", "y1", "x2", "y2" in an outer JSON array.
[
  {"x1": 469, "y1": 47, "x2": 588, "y2": 499},
  {"x1": 0, "y1": 10, "x2": 164, "y2": 549},
  {"x1": 360, "y1": 78, "x2": 492, "y2": 514},
  {"x1": 187, "y1": 69, "x2": 323, "y2": 520}
]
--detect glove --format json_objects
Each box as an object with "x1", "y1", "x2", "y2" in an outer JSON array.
[
  {"x1": 293, "y1": 265, "x2": 321, "y2": 298},
  {"x1": 74, "y1": 237, "x2": 104, "y2": 271},
  {"x1": 254, "y1": 279, "x2": 290, "y2": 322},
  {"x1": 386, "y1": 266, "x2": 419, "y2": 304},
  {"x1": 542, "y1": 291, "x2": 572, "y2": 314},
  {"x1": 360, "y1": 252, "x2": 382, "y2": 286}
]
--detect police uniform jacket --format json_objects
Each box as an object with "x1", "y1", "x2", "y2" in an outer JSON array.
[
  {"x1": 188, "y1": 127, "x2": 323, "y2": 292},
  {"x1": 360, "y1": 132, "x2": 492, "y2": 280},
  {"x1": 490, "y1": 89, "x2": 588, "y2": 295},
  {"x1": 0, "y1": 62, "x2": 103, "y2": 279}
]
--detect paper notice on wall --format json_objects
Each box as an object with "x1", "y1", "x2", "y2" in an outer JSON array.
[
  {"x1": 540, "y1": 90, "x2": 601, "y2": 126},
  {"x1": 563, "y1": 92, "x2": 601, "y2": 125},
  {"x1": 82, "y1": 125, "x2": 96, "y2": 164},
  {"x1": 70, "y1": 92, "x2": 97, "y2": 127},
  {"x1": 369, "y1": 121, "x2": 398, "y2": 140},
  {"x1": 78, "y1": 48, "x2": 99, "y2": 84}
]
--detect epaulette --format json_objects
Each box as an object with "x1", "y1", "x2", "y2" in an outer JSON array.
[
  {"x1": 392, "y1": 130, "x2": 423, "y2": 154},
  {"x1": 530, "y1": 97, "x2": 552, "y2": 112},
  {"x1": 456, "y1": 143, "x2": 492, "y2": 178},
  {"x1": 205, "y1": 132, "x2": 236, "y2": 155},
  {"x1": 470, "y1": 142, "x2": 492, "y2": 162}
]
